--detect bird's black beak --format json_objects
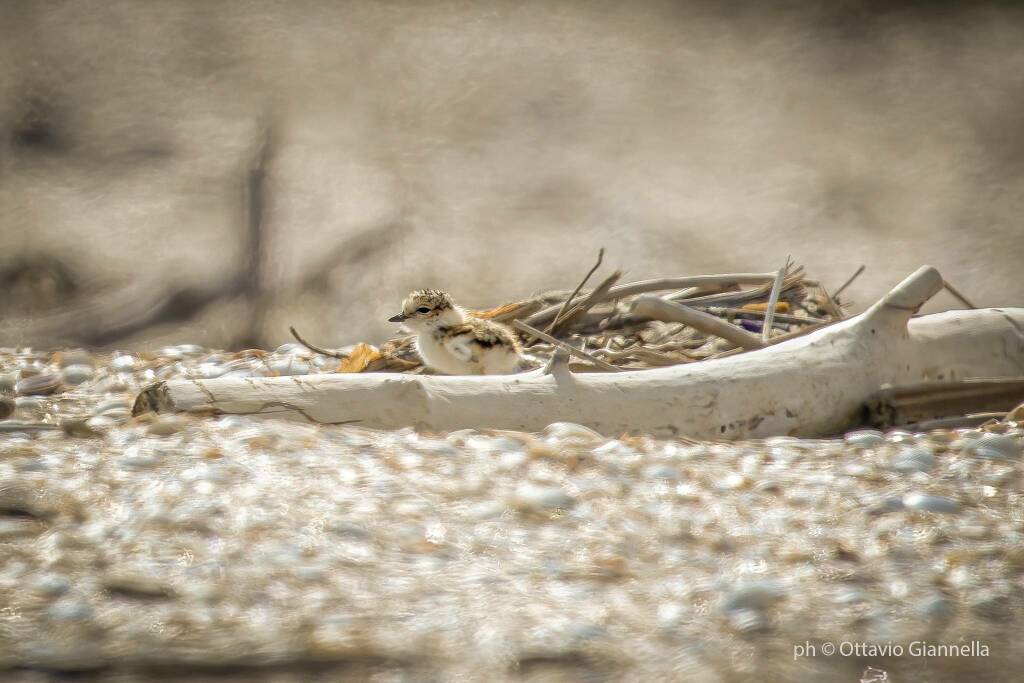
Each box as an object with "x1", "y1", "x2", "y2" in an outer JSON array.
[{"x1": 388, "y1": 313, "x2": 407, "y2": 323}]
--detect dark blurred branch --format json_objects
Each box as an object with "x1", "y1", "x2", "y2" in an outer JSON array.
[
  {"x1": 233, "y1": 120, "x2": 274, "y2": 348},
  {"x1": 11, "y1": 116, "x2": 414, "y2": 350},
  {"x1": 13, "y1": 121, "x2": 277, "y2": 348}
]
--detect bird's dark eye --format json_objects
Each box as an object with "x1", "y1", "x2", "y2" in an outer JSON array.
[{"x1": 416, "y1": 307, "x2": 431, "y2": 314}]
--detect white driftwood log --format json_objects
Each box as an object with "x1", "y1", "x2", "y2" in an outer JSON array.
[{"x1": 135, "y1": 266, "x2": 1024, "y2": 439}]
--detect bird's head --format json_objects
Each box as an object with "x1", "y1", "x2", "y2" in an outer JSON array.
[{"x1": 389, "y1": 289, "x2": 462, "y2": 331}]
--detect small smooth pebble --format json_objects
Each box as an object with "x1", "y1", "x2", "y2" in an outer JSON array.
[
  {"x1": 902, "y1": 492, "x2": 960, "y2": 514},
  {"x1": 111, "y1": 355, "x2": 138, "y2": 371},
  {"x1": 267, "y1": 358, "x2": 311, "y2": 376},
  {"x1": 973, "y1": 433, "x2": 1021, "y2": 460},
  {"x1": 103, "y1": 572, "x2": 175, "y2": 598},
  {"x1": 891, "y1": 448, "x2": 937, "y2": 473},
  {"x1": 510, "y1": 483, "x2": 575, "y2": 511},
  {"x1": 499, "y1": 451, "x2": 528, "y2": 470},
  {"x1": 18, "y1": 365, "x2": 42, "y2": 378},
  {"x1": 645, "y1": 464, "x2": 681, "y2": 480},
  {"x1": 466, "y1": 500, "x2": 507, "y2": 521},
  {"x1": 176, "y1": 344, "x2": 207, "y2": 357},
  {"x1": 158, "y1": 347, "x2": 184, "y2": 361},
  {"x1": 722, "y1": 581, "x2": 787, "y2": 612},
  {"x1": 844, "y1": 430, "x2": 885, "y2": 448},
  {"x1": 488, "y1": 436, "x2": 526, "y2": 453},
  {"x1": 33, "y1": 574, "x2": 72, "y2": 596},
  {"x1": 94, "y1": 399, "x2": 132, "y2": 416},
  {"x1": 886, "y1": 430, "x2": 916, "y2": 444},
  {"x1": 148, "y1": 417, "x2": 185, "y2": 436},
  {"x1": 656, "y1": 602, "x2": 687, "y2": 629},
  {"x1": 866, "y1": 495, "x2": 906, "y2": 516},
  {"x1": 57, "y1": 350, "x2": 95, "y2": 368},
  {"x1": 0, "y1": 480, "x2": 55, "y2": 518},
  {"x1": 61, "y1": 364, "x2": 95, "y2": 385},
  {"x1": 15, "y1": 373, "x2": 61, "y2": 396},
  {"x1": 87, "y1": 415, "x2": 118, "y2": 430},
  {"x1": 94, "y1": 376, "x2": 128, "y2": 393},
  {"x1": 544, "y1": 422, "x2": 603, "y2": 442},
  {"x1": 833, "y1": 587, "x2": 867, "y2": 604},
  {"x1": 48, "y1": 601, "x2": 94, "y2": 621},
  {"x1": 970, "y1": 592, "x2": 1011, "y2": 622},
  {"x1": 15, "y1": 396, "x2": 44, "y2": 411},
  {"x1": 915, "y1": 594, "x2": 955, "y2": 622},
  {"x1": 728, "y1": 607, "x2": 771, "y2": 634}
]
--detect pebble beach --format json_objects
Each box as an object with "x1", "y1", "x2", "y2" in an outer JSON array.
[{"x1": 1, "y1": 346, "x2": 1023, "y2": 682}]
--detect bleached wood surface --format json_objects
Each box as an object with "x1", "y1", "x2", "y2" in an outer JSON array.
[{"x1": 135, "y1": 266, "x2": 1024, "y2": 439}]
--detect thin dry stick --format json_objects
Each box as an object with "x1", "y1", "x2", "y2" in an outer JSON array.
[
  {"x1": 665, "y1": 276, "x2": 801, "y2": 307},
  {"x1": 631, "y1": 296, "x2": 767, "y2": 351},
  {"x1": 834, "y1": 264, "x2": 866, "y2": 299},
  {"x1": 825, "y1": 288, "x2": 845, "y2": 319},
  {"x1": 943, "y1": 280, "x2": 978, "y2": 309},
  {"x1": 762, "y1": 258, "x2": 789, "y2": 343},
  {"x1": 703, "y1": 307, "x2": 824, "y2": 325},
  {"x1": 605, "y1": 273, "x2": 781, "y2": 302},
  {"x1": 592, "y1": 346, "x2": 691, "y2": 365},
  {"x1": 546, "y1": 247, "x2": 604, "y2": 334},
  {"x1": 664, "y1": 284, "x2": 730, "y2": 301},
  {"x1": 525, "y1": 272, "x2": 780, "y2": 328},
  {"x1": 289, "y1": 326, "x2": 347, "y2": 359},
  {"x1": 512, "y1": 320, "x2": 623, "y2": 372},
  {"x1": 550, "y1": 269, "x2": 623, "y2": 335}
]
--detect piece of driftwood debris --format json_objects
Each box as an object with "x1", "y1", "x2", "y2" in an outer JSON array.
[
  {"x1": 864, "y1": 377, "x2": 1024, "y2": 429},
  {"x1": 631, "y1": 297, "x2": 767, "y2": 351},
  {"x1": 135, "y1": 266, "x2": 1024, "y2": 439}
]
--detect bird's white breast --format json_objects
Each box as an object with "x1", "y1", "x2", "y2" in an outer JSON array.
[{"x1": 415, "y1": 332, "x2": 476, "y2": 375}]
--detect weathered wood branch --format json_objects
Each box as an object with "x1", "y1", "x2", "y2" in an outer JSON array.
[
  {"x1": 134, "y1": 266, "x2": 1024, "y2": 439},
  {"x1": 865, "y1": 377, "x2": 1024, "y2": 429},
  {"x1": 631, "y1": 296, "x2": 767, "y2": 351}
]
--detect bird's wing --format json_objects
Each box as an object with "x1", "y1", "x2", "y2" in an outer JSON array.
[{"x1": 443, "y1": 332, "x2": 476, "y2": 363}]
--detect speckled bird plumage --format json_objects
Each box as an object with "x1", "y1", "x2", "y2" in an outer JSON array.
[{"x1": 389, "y1": 290, "x2": 528, "y2": 375}]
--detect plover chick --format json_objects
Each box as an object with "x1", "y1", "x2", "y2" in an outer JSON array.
[{"x1": 389, "y1": 289, "x2": 528, "y2": 375}]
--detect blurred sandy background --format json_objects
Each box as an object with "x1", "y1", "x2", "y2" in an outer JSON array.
[{"x1": 1, "y1": 0, "x2": 1022, "y2": 350}]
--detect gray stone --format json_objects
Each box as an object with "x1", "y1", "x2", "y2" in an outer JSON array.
[
  {"x1": 891, "y1": 448, "x2": 937, "y2": 473},
  {"x1": 510, "y1": 483, "x2": 575, "y2": 512},
  {"x1": 903, "y1": 492, "x2": 961, "y2": 514},
  {"x1": 111, "y1": 354, "x2": 138, "y2": 372},
  {"x1": 844, "y1": 430, "x2": 886, "y2": 448},
  {"x1": 61, "y1": 364, "x2": 95, "y2": 386},
  {"x1": 48, "y1": 601, "x2": 94, "y2": 621},
  {"x1": 722, "y1": 580, "x2": 787, "y2": 612},
  {"x1": 645, "y1": 464, "x2": 681, "y2": 480},
  {"x1": 973, "y1": 434, "x2": 1021, "y2": 460},
  {"x1": 15, "y1": 373, "x2": 61, "y2": 396}
]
